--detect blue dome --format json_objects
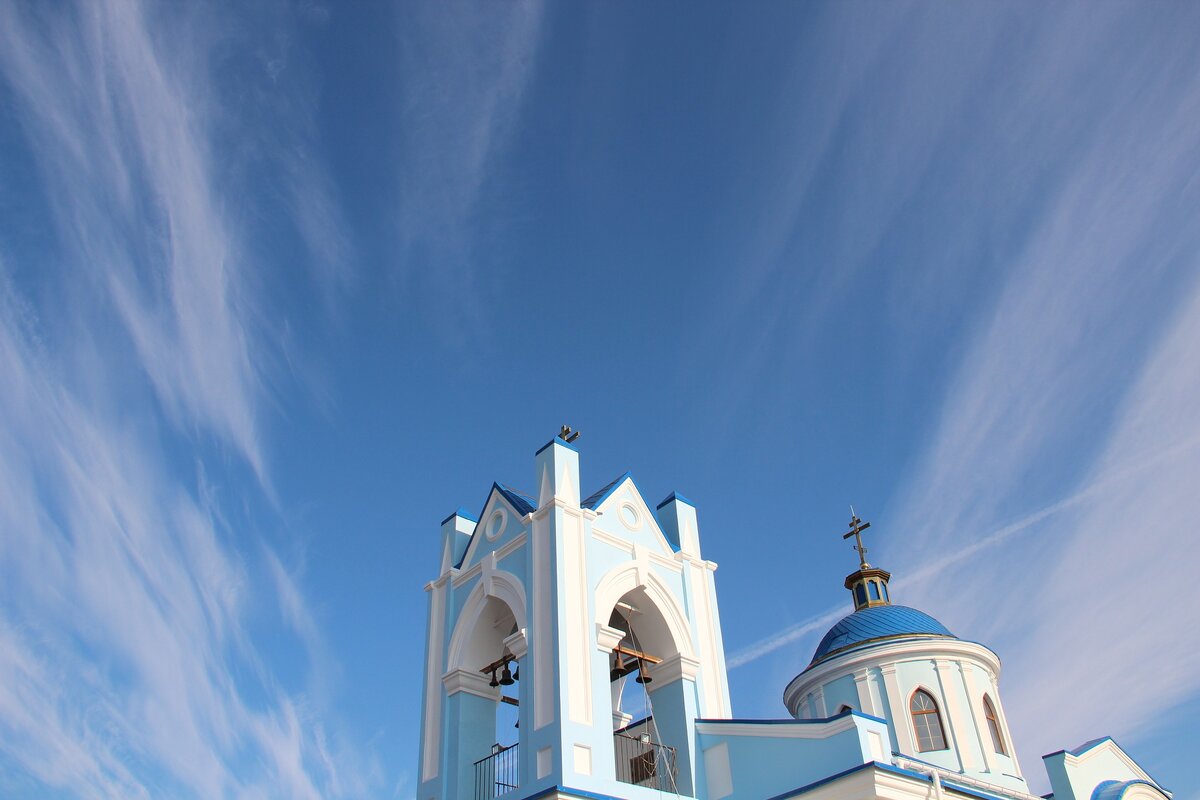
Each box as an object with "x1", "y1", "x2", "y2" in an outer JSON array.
[{"x1": 809, "y1": 605, "x2": 955, "y2": 666}]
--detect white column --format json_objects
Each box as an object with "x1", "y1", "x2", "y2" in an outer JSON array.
[
  {"x1": 934, "y1": 659, "x2": 971, "y2": 771},
  {"x1": 880, "y1": 664, "x2": 916, "y2": 755},
  {"x1": 960, "y1": 663, "x2": 998, "y2": 774},
  {"x1": 988, "y1": 672, "x2": 1024, "y2": 779},
  {"x1": 854, "y1": 668, "x2": 877, "y2": 716}
]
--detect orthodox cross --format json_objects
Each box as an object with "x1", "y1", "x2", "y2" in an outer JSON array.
[{"x1": 842, "y1": 506, "x2": 872, "y2": 568}]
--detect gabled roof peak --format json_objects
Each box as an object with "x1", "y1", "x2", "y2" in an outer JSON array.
[{"x1": 581, "y1": 471, "x2": 632, "y2": 510}]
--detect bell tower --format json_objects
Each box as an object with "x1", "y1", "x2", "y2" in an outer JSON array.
[{"x1": 416, "y1": 434, "x2": 732, "y2": 800}]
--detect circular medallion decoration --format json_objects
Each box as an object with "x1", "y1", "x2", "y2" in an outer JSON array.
[
  {"x1": 619, "y1": 502, "x2": 641, "y2": 531},
  {"x1": 486, "y1": 509, "x2": 507, "y2": 541}
]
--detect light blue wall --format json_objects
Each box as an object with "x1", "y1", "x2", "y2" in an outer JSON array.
[
  {"x1": 822, "y1": 674, "x2": 858, "y2": 716},
  {"x1": 694, "y1": 714, "x2": 889, "y2": 800}
]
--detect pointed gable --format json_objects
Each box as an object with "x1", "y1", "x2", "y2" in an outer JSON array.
[
  {"x1": 456, "y1": 482, "x2": 535, "y2": 569},
  {"x1": 584, "y1": 472, "x2": 680, "y2": 554}
]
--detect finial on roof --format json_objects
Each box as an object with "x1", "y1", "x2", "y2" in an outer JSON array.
[
  {"x1": 839, "y1": 507, "x2": 892, "y2": 612},
  {"x1": 842, "y1": 506, "x2": 872, "y2": 569},
  {"x1": 558, "y1": 425, "x2": 581, "y2": 444}
]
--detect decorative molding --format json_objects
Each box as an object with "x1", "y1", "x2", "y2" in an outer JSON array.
[
  {"x1": 784, "y1": 637, "x2": 1002, "y2": 714},
  {"x1": 695, "y1": 716, "x2": 858, "y2": 739},
  {"x1": 593, "y1": 561, "x2": 697, "y2": 661},
  {"x1": 445, "y1": 567, "x2": 528, "y2": 671},
  {"x1": 595, "y1": 624, "x2": 625, "y2": 653},
  {"x1": 592, "y1": 528, "x2": 635, "y2": 553},
  {"x1": 451, "y1": 533, "x2": 528, "y2": 587},
  {"x1": 1057, "y1": 739, "x2": 1155, "y2": 786},
  {"x1": 649, "y1": 653, "x2": 701, "y2": 684},
  {"x1": 442, "y1": 667, "x2": 497, "y2": 700},
  {"x1": 618, "y1": 502, "x2": 641, "y2": 531},
  {"x1": 503, "y1": 629, "x2": 528, "y2": 660},
  {"x1": 420, "y1": 580, "x2": 446, "y2": 781}
]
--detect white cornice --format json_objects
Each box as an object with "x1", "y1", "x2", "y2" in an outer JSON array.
[
  {"x1": 450, "y1": 532, "x2": 527, "y2": 588},
  {"x1": 696, "y1": 715, "x2": 857, "y2": 739},
  {"x1": 784, "y1": 637, "x2": 1002, "y2": 714},
  {"x1": 595, "y1": 623, "x2": 625, "y2": 653},
  {"x1": 442, "y1": 667, "x2": 497, "y2": 700},
  {"x1": 531, "y1": 497, "x2": 596, "y2": 521},
  {"x1": 649, "y1": 653, "x2": 701, "y2": 684},
  {"x1": 1055, "y1": 739, "x2": 1157, "y2": 787}
]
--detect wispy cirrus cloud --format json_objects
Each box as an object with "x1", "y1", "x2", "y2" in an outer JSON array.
[
  {"x1": 0, "y1": 1, "x2": 368, "y2": 796},
  {"x1": 879, "y1": 5, "x2": 1200, "y2": 785},
  {"x1": 722, "y1": 5, "x2": 1200, "y2": 788}
]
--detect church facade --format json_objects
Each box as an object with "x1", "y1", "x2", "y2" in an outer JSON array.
[{"x1": 416, "y1": 436, "x2": 1170, "y2": 800}]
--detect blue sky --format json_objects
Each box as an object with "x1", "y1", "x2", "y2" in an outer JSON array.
[{"x1": 1, "y1": 1, "x2": 1198, "y2": 798}]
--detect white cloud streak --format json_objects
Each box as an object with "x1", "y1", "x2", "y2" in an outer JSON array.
[
  {"x1": 0, "y1": 1, "x2": 368, "y2": 796},
  {"x1": 879, "y1": 8, "x2": 1200, "y2": 787},
  {"x1": 724, "y1": 7, "x2": 1200, "y2": 791}
]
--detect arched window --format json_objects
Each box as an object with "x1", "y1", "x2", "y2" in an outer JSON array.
[
  {"x1": 854, "y1": 584, "x2": 867, "y2": 607},
  {"x1": 868, "y1": 582, "x2": 881, "y2": 601},
  {"x1": 909, "y1": 689, "x2": 947, "y2": 752},
  {"x1": 983, "y1": 695, "x2": 1006, "y2": 755}
]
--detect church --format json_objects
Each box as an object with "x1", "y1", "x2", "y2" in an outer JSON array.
[{"x1": 416, "y1": 434, "x2": 1170, "y2": 800}]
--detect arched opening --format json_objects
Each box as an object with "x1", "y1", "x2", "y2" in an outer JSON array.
[
  {"x1": 602, "y1": 586, "x2": 687, "y2": 793},
  {"x1": 983, "y1": 695, "x2": 1006, "y2": 755},
  {"x1": 909, "y1": 688, "x2": 948, "y2": 753},
  {"x1": 447, "y1": 590, "x2": 526, "y2": 800}
]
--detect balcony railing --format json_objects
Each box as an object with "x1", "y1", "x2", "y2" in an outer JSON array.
[
  {"x1": 474, "y1": 743, "x2": 519, "y2": 800},
  {"x1": 613, "y1": 732, "x2": 677, "y2": 791}
]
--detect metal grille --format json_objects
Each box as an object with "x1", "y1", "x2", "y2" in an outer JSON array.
[
  {"x1": 474, "y1": 743, "x2": 519, "y2": 800},
  {"x1": 613, "y1": 732, "x2": 677, "y2": 791}
]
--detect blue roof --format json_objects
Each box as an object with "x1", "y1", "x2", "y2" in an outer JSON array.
[
  {"x1": 495, "y1": 483, "x2": 537, "y2": 515},
  {"x1": 809, "y1": 605, "x2": 956, "y2": 666},
  {"x1": 1091, "y1": 780, "x2": 1164, "y2": 800},
  {"x1": 581, "y1": 472, "x2": 631, "y2": 510}
]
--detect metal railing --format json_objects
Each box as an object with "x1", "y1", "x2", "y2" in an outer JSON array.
[
  {"x1": 613, "y1": 732, "x2": 677, "y2": 791},
  {"x1": 892, "y1": 755, "x2": 1042, "y2": 800},
  {"x1": 475, "y1": 743, "x2": 519, "y2": 800}
]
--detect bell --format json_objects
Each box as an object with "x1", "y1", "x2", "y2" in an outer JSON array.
[
  {"x1": 500, "y1": 662, "x2": 514, "y2": 686},
  {"x1": 513, "y1": 664, "x2": 519, "y2": 681},
  {"x1": 635, "y1": 659, "x2": 652, "y2": 685},
  {"x1": 610, "y1": 652, "x2": 626, "y2": 682},
  {"x1": 489, "y1": 669, "x2": 499, "y2": 688}
]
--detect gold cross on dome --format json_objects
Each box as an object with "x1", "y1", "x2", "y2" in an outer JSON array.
[{"x1": 842, "y1": 506, "x2": 872, "y2": 568}]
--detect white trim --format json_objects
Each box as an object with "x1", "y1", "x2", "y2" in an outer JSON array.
[
  {"x1": 989, "y1": 674, "x2": 1024, "y2": 780},
  {"x1": 1058, "y1": 738, "x2": 1155, "y2": 786},
  {"x1": 854, "y1": 669, "x2": 877, "y2": 716},
  {"x1": 881, "y1": 664, "x2": 916, "y2": 756},
  {"x1": 784, "y1": 637, "x2": 1001, "y2": 715},
  {"x1": 695, "y1": 715, "x2": 858, "y2": 739},
  {"x1": 445, "y1": 568, "x2": 529, "y2": 672},
  {"x1": 962, "y1": 665, "x2": 998, "y2": 774},
  {"x1": 485, "y1": 509, "x2": 507, "y2": 541},
  {"x1": 442, "y1": 667, "x2": 498, "y2": 700},
  {"x1": 593, "y1": 562, "x2": 697, "y2": 661},
  {"x1": 532, "y1": 513, "x2": 553, "y2": 729},
  {"x1": 649, "y1": 653, "x2": 701, "y2": 684},
  {"x1": 420, "y1": 580, "x2": 446, "y2": 781},
  {"x1": 573, "y1": 744, "x2": 592, "y2": 776},
  {"x1": 934, "y1": 659, "x2": 971, "y2": 771},
  {"x1": 703, "y1": 742, "x2": 733, "y2": 800},
  {"x1": 893, "y1": 756, "x2": 1043, "y2": 800},
  {"x1": 687, "y1": 559, "x2": 724, "y2": 717},
  {"x1": 452, "y1": 533, "x2": 528, "y2": 587},
  {"x1": 596, "y1": 624, "x2": 625, "y2": 653},
  {"x1": 503, "y1": 629, "x2": 529, "y2": 660},
  {"x1": 563, "y1": 509, "x2": 592, "y2": 725}
]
